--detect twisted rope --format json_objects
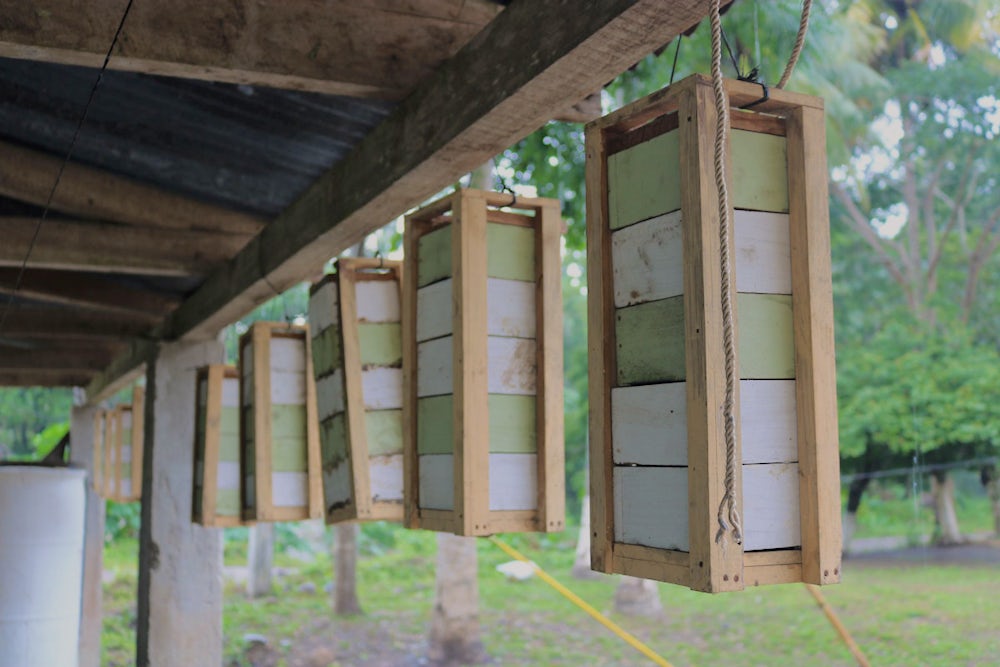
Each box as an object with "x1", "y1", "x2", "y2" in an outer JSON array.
[
  {"x1": 776, "y1": 0, "x2": 812, "y2": 89},
  {"x1": 710, "y1": 0, "x2": 743, "y2": 548}
]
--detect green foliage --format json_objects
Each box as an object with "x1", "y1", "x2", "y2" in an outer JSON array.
[
  {"x1": 105, "y1": 501, "x2": 142, "y2": 542},
  {"x1": 0, "y1": 387, "x2": 72, "y2": 459}
]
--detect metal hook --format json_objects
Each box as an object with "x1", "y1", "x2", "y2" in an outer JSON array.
[
  {"x1": 739, "y1": 80, "x2": 769, "y2": 110},
  {"x1": 374, "y1": 250, "x2": 385, "y2": 269}
]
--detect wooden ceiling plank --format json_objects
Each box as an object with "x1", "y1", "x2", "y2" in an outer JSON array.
[
  {"x1": 0, "y1": 140, "x2": 266, "y2": 235},
  {"x1": 0, "y1": 269, "x2": 180, "y2": 318},
  {"x1": 0, "y1": 369, "x2": 95, "y2": 387},
  {"x1": 0, "y1": 216, "x2": 250, "y2": 276},
  {"x1": 0, "y1": 0, "x2": 503, "y2": 100},
  {"x1": 0, "y1": 307, "x2": 148, "y2": 340},
  {"x1": 0, "y1": 347, "x2": 118, "y2": 372}
]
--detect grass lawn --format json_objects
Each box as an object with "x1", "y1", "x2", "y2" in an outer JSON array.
[{"x1": 100, "y1": 522, "x2": 1000, "y2": 667}]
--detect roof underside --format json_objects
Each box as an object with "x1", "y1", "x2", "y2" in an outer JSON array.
[{"x1": 0, "y1": 0, "x2": 718, "y2": 392}]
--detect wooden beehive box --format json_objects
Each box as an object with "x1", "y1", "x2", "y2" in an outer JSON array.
[
  {"x1": 402, "y1": 188, "x2": 565, "y2": 536},
  {"x1": 309, "y1": 258, "x2": 405, "y2": 524},
  {"x1": 105, "y1": 387, "x2": 144, "y2": 503},
  {"x1": 192, "y1": 365, "x2": 245, "y2": 527},
  {"x1": 239, "y1": 321, "x2": 323, "y2": 522},
  {"x1": 586, "y1": 74, "x2": 841, "y2": 592}
]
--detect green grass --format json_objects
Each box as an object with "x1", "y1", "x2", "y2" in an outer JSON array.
[
  {"x1": 101, "y1": 524, "x2": 1000, "y2": 666},
  {"x1": 851, "y1": 481, "x2": 995, "y2": 541}
]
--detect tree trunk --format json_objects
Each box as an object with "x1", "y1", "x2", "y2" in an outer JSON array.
[
  {"x1": 981, "y1": 464, "x2": 1000, "y2": 536},
  {"x1": 614, "y1": 576, "x2": 662, "y2": 617},
  {"x1": 930, "y1": 472, "x2": 963, "y2": 545},
  {"x1": 332, "y1": 523, "x2": 362, "y2": 615},
  {"x1": 247, "y1": 523, "x2": 274, "y2": 598},
  {"x1": 843, "y1": 476, "x2": 871, "y2": 554},
  {"x1": 427, "y1": 533, "x2": 485, "y2": 666},
  {"x1": 571, "y1": 494, "x2": 600, "y2": 579}
]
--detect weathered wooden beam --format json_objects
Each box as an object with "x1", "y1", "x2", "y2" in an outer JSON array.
[
  {"x1": 0, "y1": 269, "x2": 180, "y2": 318},
  {"x1": 0, "y1": 369, "x2": 95, "y2": 387},
  {"x1": 168, "y1": 0, "x2": 723, "y2": 341},
  {"x1": 0, "y1": 346, "x2": 119, "y2": 372},
  {"x1": 0, "y1": 140, "x2": 265, "y2": 235},
  {"x1": 0, "y1": 0, "x2": 501, "y2": 100},
  {"x1": 0, "y1": 306, "x2": 148, "y2": 340},
  {"x1": 0, "y1": 217, "x2": 250, "y2": 276}
]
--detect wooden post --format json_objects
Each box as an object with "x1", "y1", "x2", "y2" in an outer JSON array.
[
  {"x1": 246, "y1": 524, "x2": 274, "y2": 598},
  {"x1": 137, "y1": 340, "x2": 224, "y2": 666},
  {"x1": 70, "y1": 403, "x2": 105, "y2": 667},
  {"x1": 586, "y1": 74, "x2": 840, "y2": 592}
]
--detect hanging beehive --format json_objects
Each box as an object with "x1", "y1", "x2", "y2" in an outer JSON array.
[
  {"x1": 309, "y1": 258, "x2": 405, "y2": 524},
  {"x1": 586, "y1": 74, "x2": 841, "y2": 592},
  {"x1": 92, "y1": 408, "x2": 107, "y2": 498},
  {"x1": 192, "y1": 365, "x2": 246, "y2": 527},
  {"x1": 402, "y1": 188, "x2": 565, "y2": 536},
  {"x1": 239, "y1": 321, "x2": 323, "y2": 522},
  {"x1": 104, "y1": 387, "x2": 144, "y2": 503}
]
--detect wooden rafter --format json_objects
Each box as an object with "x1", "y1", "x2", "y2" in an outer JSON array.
[
  {"x1": 0, "y1": 369, "x2": 96, "y2": 387},
  {"x1": 0, "y1": 140, "x2": 265, "y2": 234},
  {"x1": 0, "y1": 306, "x2": 148, "y2": 340},
  {"x1": 0, "y1": 216, "x2": 251, "y2": 276},
  {"x1": 0, "y1": 269, "x2": 180, "y2": 318},
  {"x1": 0, "y1": 0, "x2": 502, "y2": 100}
]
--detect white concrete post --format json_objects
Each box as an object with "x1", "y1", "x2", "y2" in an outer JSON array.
[
  {"x1": 70, "y1": 402, "x2": 105, "y2": 667},
  {"x1": 137, "y1": 340, "x2": 224, "y2": 667}
]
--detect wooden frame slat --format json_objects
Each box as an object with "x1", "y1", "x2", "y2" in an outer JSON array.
[{"x1": 192, "y1": 365, "x2": 247, "y2": 527}]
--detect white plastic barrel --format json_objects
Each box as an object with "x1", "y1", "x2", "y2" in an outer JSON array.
[{"x1": 0, "y1": 466, "x2": 86, "y2": 667}]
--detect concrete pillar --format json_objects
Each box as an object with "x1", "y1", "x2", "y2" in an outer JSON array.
[
  {"x1": 137, "y1": 340, "x2": 224, "y2": 667},
  {"x1": 246, "y1": 523, "x2": 274, "y2": 598},
  {"x1": 69, "y1": 402, "x2": 105, "y2": 667}
]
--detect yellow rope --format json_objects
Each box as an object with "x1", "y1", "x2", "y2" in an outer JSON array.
[
  {"x1": 804, "y1": 585, "x2": 873, "y2": 667},
  {"x1": 488, "y1": 537, "x2": 675, "y2": 667}
]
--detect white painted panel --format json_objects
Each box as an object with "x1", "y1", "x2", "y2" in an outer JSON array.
[
  {"x1": 222, "y1": 377, "x2": 240, "y2": 408},
  {"x1": 612, "y1": 383, "x2": 687, "y2": 466},
  {"x1": 612, "y1": 210, "x2": 684, "y2": 308},
  {"x1": 308, "y1": 281, "x2": 338, "y2": 333},
  {"x1": 488, "y1": 453, "x2": 537, "y2": 511},
  {"x1": 418, "y1": 336, "x2": 453, "y2": 398},
  {"x1": 487, "y1": 337, "x2": 536, "y2": 395},
  {"x1": 356, "y1": 280, "x2": 400, "y2": 323},
  {"x1": 120, "y1": 444, "x2": 132, "y2": 463},
  {"x1": 121, "y1": 411, "x2": 132, "y2": 429},
  {"x1": 271, "y1": 369, "x2": 305, "y2": 406},
  {"x1": 487, "y1": 278, "x2": 536, "y2": 338},
  {"x1": 419, "y1": 454, "x2": 454, "y2": 510},
  {"x1": 271, "y1": 471, "x2": 308, "y2": 508},
  {"x1": 362, "y1": 367, "x2": 403, "y2": 410},
  {"x1": 316, "y1": 370, "x2": 345, "y2": 421},
  {"x1": 270, "y1": 337, "x2": 306, "y2": 373},
  {"x1": 740, "y1": 380, "x2": 797, "y2": 464},
  {"x1": 217, "y1": 461, "x2": 240, "y2": 490},
  {"x1": 735, "y1": 210, "x2": 792, "y2": 294},
  {"x1": 323, "y1": 462, "x2": 352, "y2": 508},
  {"x1": 120, "y1": 479, "x2": 132, "y2": 499},
  {"x1": 370, "y1": 454, "x2": 404, "y2": 502},
  {"x1": 743, "y1": 463, "x2": 801, "y2": 550},
  {"x1": 323, "y1": 461, "x2": 352, "y2": 508},
  {"x1": 613, "y1": 466, "x2": 688, "y2": 551},
  {"x1": 416, "y1": 279, "x2": 453, "y2": 342}
]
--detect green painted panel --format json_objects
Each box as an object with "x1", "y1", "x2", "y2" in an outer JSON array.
[
  {"x1": 358, "y1": 323, "x2": 402, "y2": 366},
  {"x1": 220, "y1": 433, "x2": 240, "y2": 464},
  {"x1": 216, "y1": 489, "x2": 240, "y2": 516},
  {"x1": 220, "y1": 407, "x2": 240, "y2": 458},
  {"x1": 737, "y1": 293, "x2": 795, "y2": 379},
  {"x1": 488, "y1": 394, "x2": 536, "y2": 453},
  {"x1": 271, "y1": 436, "x2": 307, "y2": 472},
  {"x1": 272, "y1": 404, "x2": 306, "y2": 440},
  {"x1": 366, "y1": 409, "x2": 403, "y2": 456},
  {"x1": 418, "y1": 225, "x2": 453, "y2": 287},
  {"x1": 321, "y1": 414, "x2": 348, "y2": 467},
  {"x1": 122, "y1": 427, "x2": 132, "y2": 444},
  {"x1": 487, "y1": 223, "x2": 535, "y2": 281},
  {"x1": 313, "y1": 326, "x2": 341, "y2": 377},
  {"x1": 615, "y1": 296, "x2": 686, "y2": 386},
  {"x1": 417, "y1": 395, "x2": 453, "y2": 454},
  {"x1": 731, "y1": 130, "x2": 788, "y2": 213},
  {"x1": 119, "y1": 462, "x2": 132, "y2": 477},
  {"x1": 608, "y1": 130, "x2": 681, "y2": 230}
]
